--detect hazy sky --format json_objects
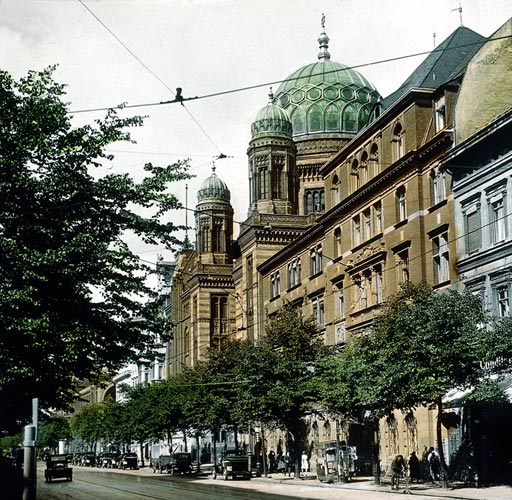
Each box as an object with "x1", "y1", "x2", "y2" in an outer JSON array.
[{"x1": 1, "y1": 0, "x2": 511, "y2": 267}]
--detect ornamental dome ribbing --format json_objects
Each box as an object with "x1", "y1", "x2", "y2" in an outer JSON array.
[
  {"x1": 197, "y1": 167, "x2": 231, "y2": 203},
  {"x1": 251, "y1": 90, "x2": 293, "y2": 138},
  {"x1": 273, "y1": 20, "x2": 381, "y2": 139}
]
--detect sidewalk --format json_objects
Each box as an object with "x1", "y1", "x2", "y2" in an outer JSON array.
[
  {"x1": 247, "y1": 473, "x2": 511, "y2": 500},
  {"x1": 67, "y1": 463, "x2": 512, "y2": 500}
]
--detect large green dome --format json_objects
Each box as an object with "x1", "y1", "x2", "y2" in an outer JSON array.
[{"x1": 273, "y1": 24, "x2": 380, "y2": 139}]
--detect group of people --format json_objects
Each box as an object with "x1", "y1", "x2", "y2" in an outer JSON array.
[{"x1": 390, "y1": 446, "x2": 442, "y2": 490}]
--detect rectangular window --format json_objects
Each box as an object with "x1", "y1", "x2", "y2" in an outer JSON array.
[
  {"x1": 313, "y1": 297, "x2": 325, "y2": 328},
  {"x1": 352, "y1": 216, "x2": 361, "y2": 246},
  {"x1": 396, "y1": 249, "x2": 410, "y2": 284},
  {"x1": 465, "y1": 207, "x2": 481, "y2": 253},
  {"x1": 259, "y1": 167, "x2": 269, "y2": 198},
  {"x1": 270, "y1": 272, "x2": 280, "y2": 298},
  {"x1": 310, "y1": 245, "x2": 323, "y2": 275},
  {"x1": 490, "y1": 198, "x2": 507, "y2": 243},
  {"x1": 374, "y1": 201, "x2": 383, "y2": 234},
  {"x1": 396, "y1": 187, "x2": 407, "y2": 222},
  {"x1": 211, "y1": 295, "x2": 228, "y2": 336},
  {"x1": 435, "y1": 96, "x2": 446, "y2": 132},
  {"x1": 496, "y1": 285, "x2": 510, "y2": 317},
  {"x1": 373, "y1": 266, "x2": 383, "y2": 304},
  {"x1": 287, "y1": 258, "x2": 301, "y2": 288},
  {"x1": 363, "y1": 208, "x2": 371, "y2": 241},
  {"x1": 334, "y1": 283, "x2": 345, "y2": 319},
  {"x1": 431, "y1": 169, "x2": 446, "y2": 205},
  {"x1": 334, "y1": 227, "x2": 342, "y2": 258},
  {"x1": 432, "y1": 232, "x2": 449, "y2": 284}
]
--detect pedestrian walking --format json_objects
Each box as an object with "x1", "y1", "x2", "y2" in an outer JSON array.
[
  {"x1": 408, "y1": 451, "x2": 421, "y2": 483},
  {"x1": 390, "y1": 454, "x2": 407, "y2": 490}
]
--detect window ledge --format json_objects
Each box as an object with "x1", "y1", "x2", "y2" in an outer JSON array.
[
  {"x1": 394, "y1": 218, "x2": 408, "y2": 230},
  {"x1": 428, "y1": 198, "x2": 448, "y2": 213},
  {"x1": 433, "y1": 280, "x2": 451, "y2": 291}
]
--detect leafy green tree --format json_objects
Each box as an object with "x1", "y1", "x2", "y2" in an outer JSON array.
[
  {"x1": 232, "y1": 307, "x2": 329, "y2": 478},
  {"x1": 37, "y1": 415, "x2": 72, "y2": 452},
  {"x1": 0, "y1": 67, "x2": 191, "y2": 431},
  {"x1": 70, "y1": 403, "x2": 106, "y2": 452},
  {"x1": 354, "y1": 282, "x2": 511, "y2": 482}
]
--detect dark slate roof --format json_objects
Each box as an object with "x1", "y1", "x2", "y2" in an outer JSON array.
[{"x1": 382, "y1": 26, "x2": 486, "y2": 109}]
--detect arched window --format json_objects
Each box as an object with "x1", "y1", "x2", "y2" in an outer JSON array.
[
  {"x1": 343, "y1": 104, "x2": 357, "y2": 132},
  {"x1": 325, "y1": 103, "x2": 340, "y2": 131},
  {"x1": 351, "y1": 159, "x2": 360, "y2": 191},
  {"x1": 334, "y1": 226, "x2": 342, "y2": 257},
  {"x1": 392, "y1": 123, "x2": 404, "y2": 161},
  {"x1": 331, "y1": 174, "x2": 341, "y2": 206},
  {"x1": 360, "y1": 151, "x2": 369, "y2": 185},
  {"x1": 305, "y1": 189, "x2": 325, "y2": 214},
  {"x1": 370, "y1": 143, "x2": 379, "y2": 177},
  {"x1": 307, "y1": 103, "x2": 323, "y2": 132},
  {"x1": 291, "y1": 107, "x2": 306, "y2": 135}
]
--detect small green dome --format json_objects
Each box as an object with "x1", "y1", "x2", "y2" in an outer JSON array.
[
  {"x1": 197, "y1": 167, "x2": 231, "y2": 202},
  {"x1": 273, "y1": 24, "x2": 380, "y2": 139},
  {"x1": 251, "y1": 90, "x2": 292, "y2": 138}
]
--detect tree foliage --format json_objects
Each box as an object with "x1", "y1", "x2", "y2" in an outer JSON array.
[{"x1": 0, "y1": 67, "x2": 191, "y2": 431}]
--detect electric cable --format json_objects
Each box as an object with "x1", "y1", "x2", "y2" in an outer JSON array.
[
  {"x1": 68, "y1": 34, "x2": 512, "y2": 115},
  {"x1": 76, "y1": 0, "x2": 224, "y2": 156}
]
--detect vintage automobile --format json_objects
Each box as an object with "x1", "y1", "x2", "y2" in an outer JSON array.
[
  {"x1": 152, "y1": 453, "x2": 193, "y2": 474},
  {"x1": 44, "y1": 454, "x2": 73, "y2": 482},
  {"x1": 119, "y1": 452, "x2": 138, "y2": 470},
  {"x1": 152, "y1": 454, "x2": 172, "y2": 474},
  {"x1": 212, "y1": 454, "x2": 251, "y2": 481},
  {"x1": 81, "y1": 452, "x2": 97, "y2": 467},
  {"x1": 316, "y1": 442, "x2": 357, "y2": 483},
  {"x1": 99, "y1": 452, "x2": 119, "y2": 468}
]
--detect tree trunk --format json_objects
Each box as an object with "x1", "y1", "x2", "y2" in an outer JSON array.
[
  {"x1": 372, "y1": 420, "x2": 381, "y2": 485},
  {"x1": 234, "y1": 426, "x2": 239, "y2": 453},
  {"x1": 139, "y1": 441, "x2": 145, "y2": 467},
  {"x1": 436, "y1": 397, "x2": 449, "y2": 488},
  {"x1": 182, "y1": 429, "x2": 187, "y2": 451},
  {"x1": 195, "y1": 433, "x2": 201, "y2": 472},
  {"x1": 261, "y1": 426, "x2": 267, "y2": 478}
]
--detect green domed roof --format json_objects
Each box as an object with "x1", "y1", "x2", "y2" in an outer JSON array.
[
  {"x1": 251, "y1": 90, "x2": 292, "y2": 138},
  {"x1": 197, "y1": 167, "x2": 231, "y2": 203},
  {"x1": 273, "y1": 23, "x2": 380, "y2": 139}
]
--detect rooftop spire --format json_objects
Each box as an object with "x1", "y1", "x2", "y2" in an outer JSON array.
[{"x1": 317, "y1": 13, "x2": 331, "y2": 61}]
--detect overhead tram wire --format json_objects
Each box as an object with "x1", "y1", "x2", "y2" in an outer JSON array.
[
  {"x1": 76, "y1": 0, "x2": 224, "y2": 157},
  {"x1": 69, "y1": 34, "x2": 512, "y2": 115}
]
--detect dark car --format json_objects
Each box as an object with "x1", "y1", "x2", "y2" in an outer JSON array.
[
  {"x1": 81, "y1": 453, "x2": 96, "y2": 467},
  {"x1": 99, "y1": 452, "x2": 119, "y2": 468},
  {"x1": 152, "y1": 453, "x2": 193, "y2": 475},
  {"x1": 152, "y1": 455, "x2": 171, "y2": 474},
  {"x1": 44, "y1": 454, "x2": 73, "y2": 482},
  {"x1": 119, "y1": 453, "x2": 138, "y2": 470},
  {"x1": 213, "y1": 454, "x2": 251, "y2": 481}
]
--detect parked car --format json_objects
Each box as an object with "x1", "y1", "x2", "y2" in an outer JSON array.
[
  {"x1": 44, "y1": 454, "x2": 73, "y2": 482},
  {"x1": 99, "y1": 452, "x2": 119, "y2": 468},
  {"x1": 119, "y1": 453, "x2": 138, "y2": 470},
  {"x1": 152, "y1": 455, "x2": 172, "y2": 474},
  {"x1": 152, "y1": 453, "x2": 193, "y2": 474},
  {"x1": 213, "y1": 454, "x2": 251, "y2": 480},
  {"x1": 81, "y1": 453, "x2": 97, "y2": 467}
]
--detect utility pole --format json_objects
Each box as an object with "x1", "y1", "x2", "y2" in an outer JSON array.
[{"x1": 22, "y1": 398, "x2": 38, "y2": 500}]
